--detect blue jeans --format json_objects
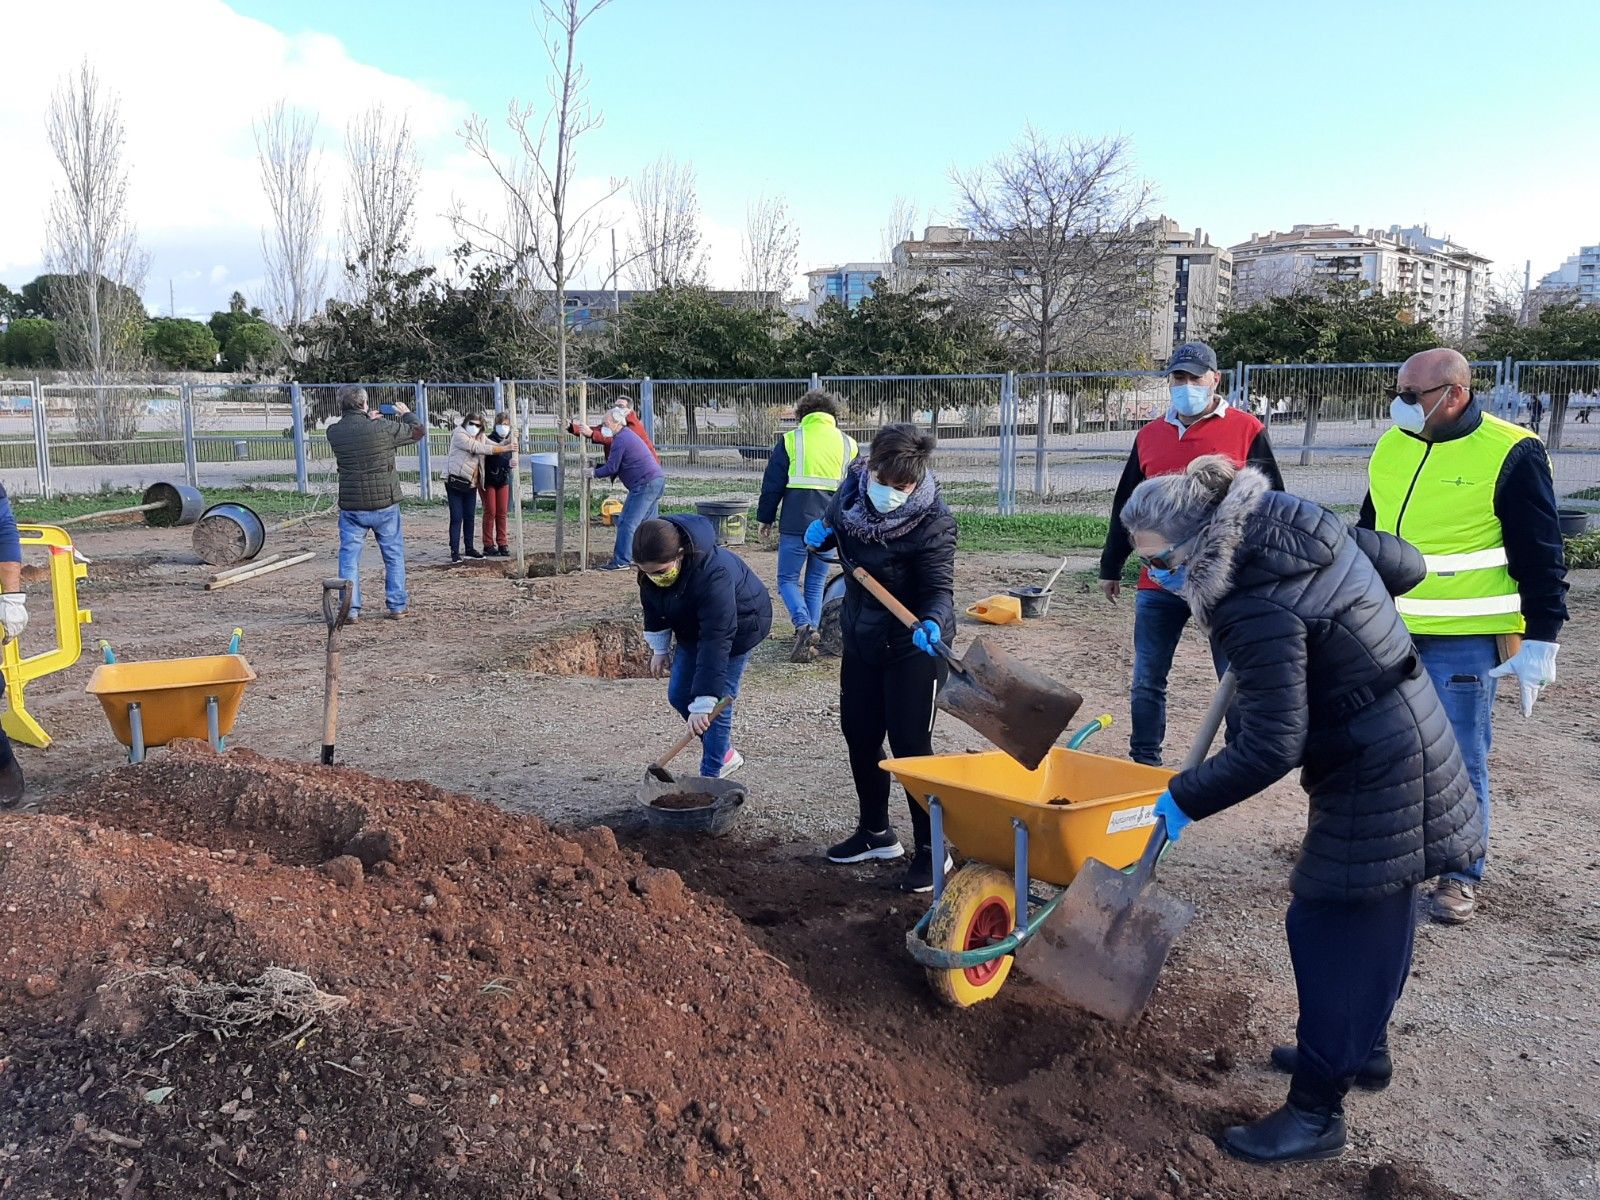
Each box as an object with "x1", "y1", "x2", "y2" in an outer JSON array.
[
  {"x1": 1416, "y1": 635, "x2": 1497, "y2": 884},
  {"x1": 446, "y1": 484, "x2": 478, "y2": 556},
  {"x1": 1130, "y1": 586, "x2": 1228, "y2": 766},
  {"x1": 610, "y1": 476, "x2": 664, "y2": 567},
  {"x1": 338, "y1": 505, "x2": 407, "y2": 613},
  {"x1": 777, "y1": 533, "x2": 830, "y2": 628},
  {"x1": 667, "y1": 648, "x2": 749, "y2": 776}
]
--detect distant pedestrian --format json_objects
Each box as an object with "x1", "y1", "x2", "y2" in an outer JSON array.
[
  {"x1": 1530, "y1": 392, "x2": 1547, "y2": 433},
  {"x1": 757, "y1": 389, "x2": 858, "y2": 661},
  {"x1": 481, "y1": 411, "x2": 516, "y2": 557},
  {"x1": 443, "y1": 413, "x2": 515, "y2": 562},
  {"x1": 594, "y1": 407, "x2": 666, "y2": 571},
  {"x1": 326, "y1": 384, "x2": 426, "y2": 621}
]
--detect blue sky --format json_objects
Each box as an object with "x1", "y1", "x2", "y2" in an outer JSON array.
[{"x1": 5, "y1": 0, "x2": 1598, "y2": 316}]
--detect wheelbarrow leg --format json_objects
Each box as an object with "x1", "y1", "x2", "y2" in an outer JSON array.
[
  {"x1": 1012, "y1": 818, "x2": 1030, "y2": 937},
  {"x1": 205, "y1": 695, "x2": 220, "y2": 751},
  {"x1": 127, "y1": 702, "x2": 145, "y2": 764},
  {"x1": 930, "y1": 795, "x2": 947, "y2": 901}
]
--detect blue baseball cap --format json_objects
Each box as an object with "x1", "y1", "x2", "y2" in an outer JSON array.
[{"x1": 1166, "y1": 341, "x2": 1219, "y2": 376}]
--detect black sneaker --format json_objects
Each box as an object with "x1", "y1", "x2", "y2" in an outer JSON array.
[
  {"x1": 450, "y1": 551, "x2": 462, "y2": 563},
  {"x1": 465, "y1": 547, "x2": 485, "y2": 559},
  {"x1": 826, "y1": 827, "x2": 904, "y2": 864},
  {"x1": 898, "y1": 844, "x2": 955, "y2": 894}
]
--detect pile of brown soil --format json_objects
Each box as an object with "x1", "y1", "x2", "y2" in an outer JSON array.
[{"x1": 0, "y1": 745, "x2": 1456, "y2": 1199}]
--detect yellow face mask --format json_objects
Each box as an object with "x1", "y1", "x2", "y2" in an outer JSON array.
[{"x1": 643, "y1": 562, "x2": 681, "y2": 587}]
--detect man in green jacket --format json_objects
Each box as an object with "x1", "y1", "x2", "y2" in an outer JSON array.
[{"x1": 325, "y1": 385, "x2": 425, "y2": 621}]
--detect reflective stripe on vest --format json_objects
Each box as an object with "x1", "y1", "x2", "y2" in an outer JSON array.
[
  {"x1": 785, "y1": 417, "x2": 856, "y2": 490},
  {"x1": 1367, "y1": 412, "x2": 1537, "y2": 637}
]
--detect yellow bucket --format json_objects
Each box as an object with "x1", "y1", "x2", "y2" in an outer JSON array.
[
  {"x1": 965, "y1": 595, "x2": 1023, "y2": 625},
  {"x1": 600, "y1": 496, "x2": 624, "y2": 526},
  {"x1": 86, "y1": 654, "x2": 256, "y2": 750},
  {"x1": 882, "y1": 748, "x2": 1174, "y2": 887}
]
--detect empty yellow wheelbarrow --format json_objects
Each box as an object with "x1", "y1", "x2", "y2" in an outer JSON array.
[
  {"x1": 85, "y1": 629, "x2": 256, "y2": 763},
  {"x1": 882, "y1": 716, "x2": 1175, "y2": 1007}
]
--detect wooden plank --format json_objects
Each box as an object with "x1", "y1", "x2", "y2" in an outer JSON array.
[
  {"x1": 204, "y1": 550, "x2": 316, "y2": 591},
  {"x1": 206, "y1": 551, "x2": 289, "y2": 583}
]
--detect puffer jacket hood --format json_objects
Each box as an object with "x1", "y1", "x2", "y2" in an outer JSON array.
[{"x1": 1166, "y1": 469, "x2": 1485, "y2": 903}]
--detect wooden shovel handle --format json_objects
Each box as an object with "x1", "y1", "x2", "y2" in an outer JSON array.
[
  {"x1": 652, "y1": 696, "x2": 733, "y2": 771},
  {"x1": 849, "y1": 567, "x2": 922, "y2": 631}
]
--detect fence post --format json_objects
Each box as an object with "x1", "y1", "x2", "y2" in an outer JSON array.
[
  {"x1": 640, "y1": 376, "x2": 655, "y2": 441},
  {"x1": 577, "y1": 379, "x2": 591, "y2": 572},
  {"x1": 289, "y1": 381, "x2": 308, "y2": 495},
  {"x1": 1235, "y1": 361, "x2": 1247, "y2": 412},
  {"x1": 1032, "y1": 377, "x2": 1049, "y2": 497},
  {"x1": 1000, "y1": 371, "x2": 1016, "y2": 515},
  {"x1": 499, "y1": 378, "x2": 526, "y2": 578},
  {"x1": 810, "y1": 372, "x2": 820, "y2": 392},
  {"x1": 31, "y1": 379, "x2": 50, "y2": 499},
  {"x1": 414, "y1": 380, "x2": 432, "y2": 501},
  {"x1": 180, "y1": 383, "x2": 199, "y2": 488}
]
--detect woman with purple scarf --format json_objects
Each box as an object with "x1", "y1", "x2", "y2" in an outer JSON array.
[{"x1": 806, "y1": 423, "x2": 957, "y2": 893}]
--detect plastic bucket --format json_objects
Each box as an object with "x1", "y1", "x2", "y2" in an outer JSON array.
[
  {"x1": 1007, "y1": 585, "x2": 1053, "y2": 618},
  {"x1": 141, "y1": 481, "x2": 205, "y2": 527},
  {"x1": 192, "y1": 502, "x2": 266, "y2": 566},
  {"x1": 695, "y1": 498, "x2": 750, "y2": 546},
  {"x1": 638, "y1": 774, "x2": 748, "y2": 837},
  {"x1": 530, "y1": 453, "x2": 560, "y2": 496},
  {"x1": 1558, "y1": 508, "x2": 1590, "y2": 538},
  {"x1": 966, "y1": 595, "x2": 1023, "y2": 624}
]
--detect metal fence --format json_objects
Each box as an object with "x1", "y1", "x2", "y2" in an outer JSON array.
[{"x1": 1, "y1": 363, "x2": 1596, "y2": 516}]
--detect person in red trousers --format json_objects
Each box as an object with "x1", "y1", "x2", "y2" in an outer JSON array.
[{"x1": 480, "y1": 411, "x2": 516, "y2": 557}]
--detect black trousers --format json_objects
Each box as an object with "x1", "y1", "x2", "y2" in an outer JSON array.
[
  {"x1": 840, "y1": 644, "x2": 947, "y2": 847},
  {"x1": 0, "y1": 676, "x2": 12, "y2": 768},
  {"x1": 1286, "y1": 885, "x2": 1416, "y2": 1109},
  {"x1": 446, "y1": 484, "x2": 478, "y2": 555}
]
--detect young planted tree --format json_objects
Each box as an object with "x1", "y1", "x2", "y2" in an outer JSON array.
[
  {"x1": 451, "y1": 0, "x2": 618, "y2": 565},
  {"x1": 954, "y1": 128, "x2": 1158, "y2": 480},
  {"x1": 341, "y1": 107, "x2": 421, "y2": 317},
  {"x1": 43, "y1": 60, "x2": 149, "y2": 455},
  {"x1": 739, "y1": 192, "x2": 799, "y2": 309},
  {"x1": 626, "y1": 154, "x2": 707, "y2": 289},
  {"x1": 255, "y1": 101, "x2": 327, "y2": 338}
]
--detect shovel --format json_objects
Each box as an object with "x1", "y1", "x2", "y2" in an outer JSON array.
[
  {"x1": 1016, "y1": 671, "x2": 1237, "y2": 1023},
  {"x1": 320, "y1": 578, "x2": 353, "y2": 766},
  {"x1": 645, "y1": 697, "x2": 733, "y2": 783},
  {"x1": 841, "y1": 555, "x2": 1083, "y2": 769}
]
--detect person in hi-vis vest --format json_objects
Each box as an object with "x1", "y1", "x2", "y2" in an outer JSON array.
[
  {"x1": 757, "y1": 389, "x2": 859, "y2": 661},
  {"x1": 1360, "y1": 348, "x2": 1569, "y2": 926}
]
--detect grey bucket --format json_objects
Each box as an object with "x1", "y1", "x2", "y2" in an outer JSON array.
[
  {"x1": 141, "y1": 481, "x2": 205, "y2": 527},
  {"x1": 695, "y1": 497, "x2": 750, "y2": 546},
  {"x1": 1007, "y1": 586, "x2": 1053, "y2": 618},
  {"x1": 638, "y1": 774, "x2": 748, "y2": 837},
  {"x1": 192, "y1": 502, "x2": 266, "y2": 566},
  {"x1": 1558, "y1": 508, "x2": 1591, "y2": 538},
  {"x1": 530, "y1": 453, "x2": 560, "y2": 495}
]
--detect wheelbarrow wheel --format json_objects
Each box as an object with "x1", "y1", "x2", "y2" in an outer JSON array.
[{"x1": 925, "y1": 863, "x2": 1016, "y2": 1007}]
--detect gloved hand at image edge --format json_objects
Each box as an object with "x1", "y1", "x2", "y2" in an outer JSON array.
[
  {"x1": 1153, "y1": 789, "x2": 1192, "y2": 842},
  {"x1": 1488, "y1": 639, "x2": 1558, "y2": 717},
  {"x1": 0, "y1": 594, "x2": 27, "y2": 642},
  {"x1": 803, "y1": 519, "x2": 830, "y2": 550},
  {"x1": 911, "y1": 619, "x2": 942, "y2": 657}
]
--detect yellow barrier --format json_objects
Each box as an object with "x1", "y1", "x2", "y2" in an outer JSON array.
[{"x1": 1, "y1": 524, "x2": 92, "y2": 748}]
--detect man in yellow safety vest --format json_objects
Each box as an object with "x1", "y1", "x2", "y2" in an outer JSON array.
[
  {"x1": 1360, "y1": 348, "x2": 1569, "y2": 925},
  {"x1": 757, "y1": 389, "x2": 859, "y2": 661}
]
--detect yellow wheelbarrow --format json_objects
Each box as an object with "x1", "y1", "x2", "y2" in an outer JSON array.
[
  {"x1": 882, "y1": 717, "x2": 1174, "y2": 1007},
  {"x1": 85, "y1": 630, "x2": 256, "y2": 763}
]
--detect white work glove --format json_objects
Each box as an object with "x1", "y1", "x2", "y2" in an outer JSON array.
[
  {"x1": 0, "y1": 594, "x2": 26, "y2": 643},
  {"x1": 1488, "y1": 639, "x2": 1558, "y2": 717},
  {"x1": 687, "y1": 696, "x2": 719, "y2": 736},
  {"x1": 643, "y1": 629, "x2": 672, "y2": 679}
]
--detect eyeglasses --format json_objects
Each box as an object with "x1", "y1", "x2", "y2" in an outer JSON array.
[
  {"x1": 1136, "y1": 544, "x2": 1188, "y2": 571},
  {"x1": 1394, "y1": 382, "x2": 1454, "y2": 406}
]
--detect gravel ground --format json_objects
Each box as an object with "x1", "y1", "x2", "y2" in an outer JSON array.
[{"x1": 15, "y1": 507, "x2": 1600, "y2": 1199}]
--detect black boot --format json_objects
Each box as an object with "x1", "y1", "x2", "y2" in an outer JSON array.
[
  {"x1": 0, "y1": 756, "x2": 22, "y2": 808},
  {"x1": 1270, "y1": 1042, "x2": 1392, "y2": 1091},
  {"x1": 1224, "y1": 1073, "x2": 1347, "y2": 1165}
]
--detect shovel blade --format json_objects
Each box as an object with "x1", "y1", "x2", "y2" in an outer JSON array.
[
  {"x1": 1016, "y1": 857, "x2": 1195, "y2": 1024},
  {"x1": 937, "y1": 637, "x2": 1082, "y2": 769}
]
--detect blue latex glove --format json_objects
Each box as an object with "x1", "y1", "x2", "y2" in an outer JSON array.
[
  {"x1": 804, "y1": 518, "x2": 830, "y2": 550},
  {"x1": 911, "y1": 619, "x2": 942, "y2": 657},
  {"x1": 1153, "y1": 789, "x2": 1192, "y2": 842}
]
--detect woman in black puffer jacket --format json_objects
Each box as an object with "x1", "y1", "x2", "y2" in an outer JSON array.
[
  {"x1": 810, "y1": 424, "x2": 957, "y2": 894},
  {"x1": 1119, "y1": 455, "x2": 1483, "y2": 1167}
]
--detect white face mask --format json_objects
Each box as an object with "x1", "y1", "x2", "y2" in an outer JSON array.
[
  {"x1": 1390, "y1": 387, "x2": 1450, "y2": 434},
  {"x1": 465, "y1": 423, "x2": 481, "y2": 435},
  {"x1": 494, "y1": 423, "x2": 510, "y2": 436},
  {"x1": 1170, "y1": 382, "x2": 1212, "y2": 417},
  {"x1": 867, "y1": 475, "x2": 911, "y2": 513}
]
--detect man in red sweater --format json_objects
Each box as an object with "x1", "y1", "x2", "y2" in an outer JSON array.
[
  {"x1": 1098, "y1": 341, "x2": 1284, "y2": 765},
  {"x1": 568, "y1": 399, "x2": 659, "y2": 462}
]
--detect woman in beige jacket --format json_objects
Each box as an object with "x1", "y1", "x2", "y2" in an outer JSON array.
[{"x1": 444, "y1": 414, "x2": 514, "y2": 561}]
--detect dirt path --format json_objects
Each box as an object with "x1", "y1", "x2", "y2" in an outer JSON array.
[{"x1": 16, "y1": 510, "x2": 1600, "y2": 1198}]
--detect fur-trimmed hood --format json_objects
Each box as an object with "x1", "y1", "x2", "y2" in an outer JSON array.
[{"x1": 1177, "y1": 466, "x2": 1346, "y2": 623}]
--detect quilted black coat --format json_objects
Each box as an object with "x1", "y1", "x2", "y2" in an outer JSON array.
[{"x1": 1165, "y1": 467, "x2": 1485, "y2": 903}]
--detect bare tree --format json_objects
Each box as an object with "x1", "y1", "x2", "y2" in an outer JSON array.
[
  {"x1": 43, "y1": 59, "x2": 148, "y2": 451},
  {"x1": 450, "y1": 0, "x2": 618, "y2": 567},
  {"x1": 626, "y1": 154, "x2": 707, "y2": 289},
  {"x1": 879, "y1": 195, "x2": 921, "y2": 288},
  {"x1": 255, "y1": 101, "x2": 327, "y2": 333},
  {"x1": 740, "y1": 192, "x2": 799, "y2": 308},
  {"x1": 341, "y1": 107, "x2": 421, "y2": 313}
]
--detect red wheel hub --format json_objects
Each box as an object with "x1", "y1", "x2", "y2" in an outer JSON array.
[{"x1": 962, "y1": 896, "x2": 1013, "y2": 986}]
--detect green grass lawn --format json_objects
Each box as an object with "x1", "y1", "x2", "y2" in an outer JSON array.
[{"x1": 954, "y1": 512, "x2": 1108, "y2": 553}]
